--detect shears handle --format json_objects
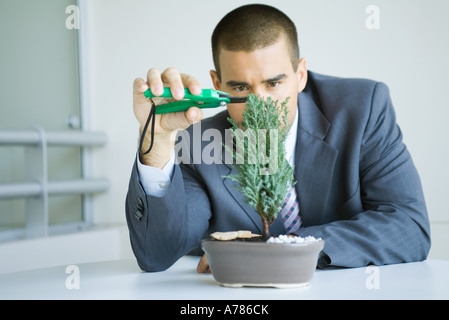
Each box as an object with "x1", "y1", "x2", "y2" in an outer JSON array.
[{"x1": 143, "y1": 88, "x2": 230, "y2": 114}]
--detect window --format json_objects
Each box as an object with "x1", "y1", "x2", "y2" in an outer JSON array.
[{"x1": 0, "y1": 0, "x2": 108, "y2": 241}]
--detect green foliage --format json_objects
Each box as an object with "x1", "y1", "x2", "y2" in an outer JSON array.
[{"x1": 223, "y1": 94, "x2": 296, "y2": 235}]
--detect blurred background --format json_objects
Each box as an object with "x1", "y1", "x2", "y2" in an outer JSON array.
[{"x1": 1, "y1": 0, "x2": 448, "y2": 273}]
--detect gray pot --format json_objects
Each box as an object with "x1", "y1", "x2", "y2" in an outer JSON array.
[{"x1": 201, "y1": 239, "x2": 325, "y2": 288}]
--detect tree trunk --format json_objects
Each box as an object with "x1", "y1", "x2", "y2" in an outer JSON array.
[{"x1": 261, "y1": 216, "x2": 271, "y2": 240}]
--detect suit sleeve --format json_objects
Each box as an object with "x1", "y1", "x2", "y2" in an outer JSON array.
[
  {"x1": 299, "y1": 82, "x2": 431, "y2": 268},
  {"x1": 125, "y1": 159, "x2": 211, "y2": 272}
]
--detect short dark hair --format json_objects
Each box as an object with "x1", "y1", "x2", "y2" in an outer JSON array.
[{"x1": 211, "y1": 4, "x2": 300, "y2": 80}]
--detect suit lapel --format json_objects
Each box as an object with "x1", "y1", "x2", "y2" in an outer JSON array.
[
  {"x1": 222, "y1": 166, "x2": 263, "y2": 233},
  {"x1": 222, "y1": 164, "x2": 287, "y2": 235},
  {"x1": 294, "y1": 128, "x2": 338, "y2": 226},
  {"x1": 294, "y1": 83, "x2": 338, "y2": 227}
]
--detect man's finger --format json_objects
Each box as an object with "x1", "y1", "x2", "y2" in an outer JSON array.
[
  {"x1": 133, "y1": 78, "x2": 152, "y2": 109},
  {"x1": 160, "y1": 107, "x2": 203, "y2": 132},
  {"x1": 196, "y1": 253, "x2": 211, "y2": 273},
  {"x1": 133, "y1": 78, "x2": 148, "y2": 94},
  {"x1": 146, "y1": 68, "x2": 164, "y2": 96},
  {"x1": 181, "y1": 73, "x2": 202, "y2": 96},
  {"x1": 161, "y1": 67, "x2": 185, "y2": 100},
  {"x1": 185, "y1": 107, "x2": 203, "y2": 124}
]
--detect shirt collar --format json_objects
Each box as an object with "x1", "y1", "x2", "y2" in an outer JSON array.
[{"x1": 285, "y1": 108, "x2": 298, "y2": 166}]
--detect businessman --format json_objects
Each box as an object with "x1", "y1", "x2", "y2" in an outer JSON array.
[{"x1": 126, "y1": 4, "x2": 431, "y2": 272}]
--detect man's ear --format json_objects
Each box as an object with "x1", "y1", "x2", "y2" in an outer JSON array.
[
  {"x1": 296, "y1": 58, "x2": 308, "y2": 93},
  {"x1": 210, "y1": 70, "x2": 222, "y2": 90}
]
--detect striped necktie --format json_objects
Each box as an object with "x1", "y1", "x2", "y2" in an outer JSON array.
[{"x1": 279, "y1": 185, "x2": 301, "y2": 234}]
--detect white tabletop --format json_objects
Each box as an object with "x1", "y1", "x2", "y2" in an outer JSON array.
[{"x1": 1, "y1": 256, "x2": 448, "y2": 300}]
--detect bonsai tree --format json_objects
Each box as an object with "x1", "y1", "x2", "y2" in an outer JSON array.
[{"x1": 224, "y1": 94, "x2": 296, "y2": 239}]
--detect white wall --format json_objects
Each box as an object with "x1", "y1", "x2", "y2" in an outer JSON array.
[{"x1": 82, "y1": 0, "x2": 449, "y2": 260}]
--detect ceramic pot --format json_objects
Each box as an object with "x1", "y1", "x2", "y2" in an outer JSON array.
[{"x1": 201, "y1": 238, "x2": 325, "y2": 288}]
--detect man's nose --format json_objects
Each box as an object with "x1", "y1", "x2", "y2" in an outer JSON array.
[{"x1": 252, "y1": 86, "x2": 268, "y2": 98}]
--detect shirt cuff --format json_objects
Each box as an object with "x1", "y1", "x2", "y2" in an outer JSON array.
[{"x1": 136, "y1": 153, "x2": 175, "y2": 197}]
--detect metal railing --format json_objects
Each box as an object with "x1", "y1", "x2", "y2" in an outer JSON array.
[{"x1": 0, "y1": 128, "x2": 109, "y2": 240}]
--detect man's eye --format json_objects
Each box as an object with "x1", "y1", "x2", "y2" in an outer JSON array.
[
  {"x1": 267, "y1": 82, "x2": 280, "y2": 88},
  {"x1": 234, "y1": 86, "x2": 248, "y2": 93}
]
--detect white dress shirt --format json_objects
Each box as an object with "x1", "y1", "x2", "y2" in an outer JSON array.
[{"x1": 137, "y1": 109, "x2": 298, "y2": 197}]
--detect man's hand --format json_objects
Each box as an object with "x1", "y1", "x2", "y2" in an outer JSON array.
[
  {"x1": 133, "y1": 68, "x2": 203, "y2": 168},
  {"x1": 196, "y1": 253, "x2": 211, "y2": 273}
]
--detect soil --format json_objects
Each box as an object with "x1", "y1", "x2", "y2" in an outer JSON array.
[{"x1": 209, "y1": 235, "x2": 279, "y2": 243}]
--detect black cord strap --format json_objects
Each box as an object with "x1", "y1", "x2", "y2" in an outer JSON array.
[{"x1": 138, "y1": 99, "x2": 157, "y2": 155}]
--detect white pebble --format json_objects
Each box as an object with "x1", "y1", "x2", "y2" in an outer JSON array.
[{"x1": 266, "y1": 235, "x2": 322, "y2": 244}]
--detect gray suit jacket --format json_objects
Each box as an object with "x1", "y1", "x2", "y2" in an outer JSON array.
[{"x1": 126, "y1": 71, "x2": 431, "y2": 271}]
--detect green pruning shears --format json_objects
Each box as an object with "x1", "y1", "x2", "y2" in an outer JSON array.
[
  {"x1": 143, "y1": 87, "x2": 247, "y2": 114},
  {"x1": 139, "y1": 88, "x2": 247, "y2": 155}
]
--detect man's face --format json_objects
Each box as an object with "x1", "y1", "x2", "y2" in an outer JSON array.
[{"x1": 210, "y1": 36, "x2": 307, "y2": 129}]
